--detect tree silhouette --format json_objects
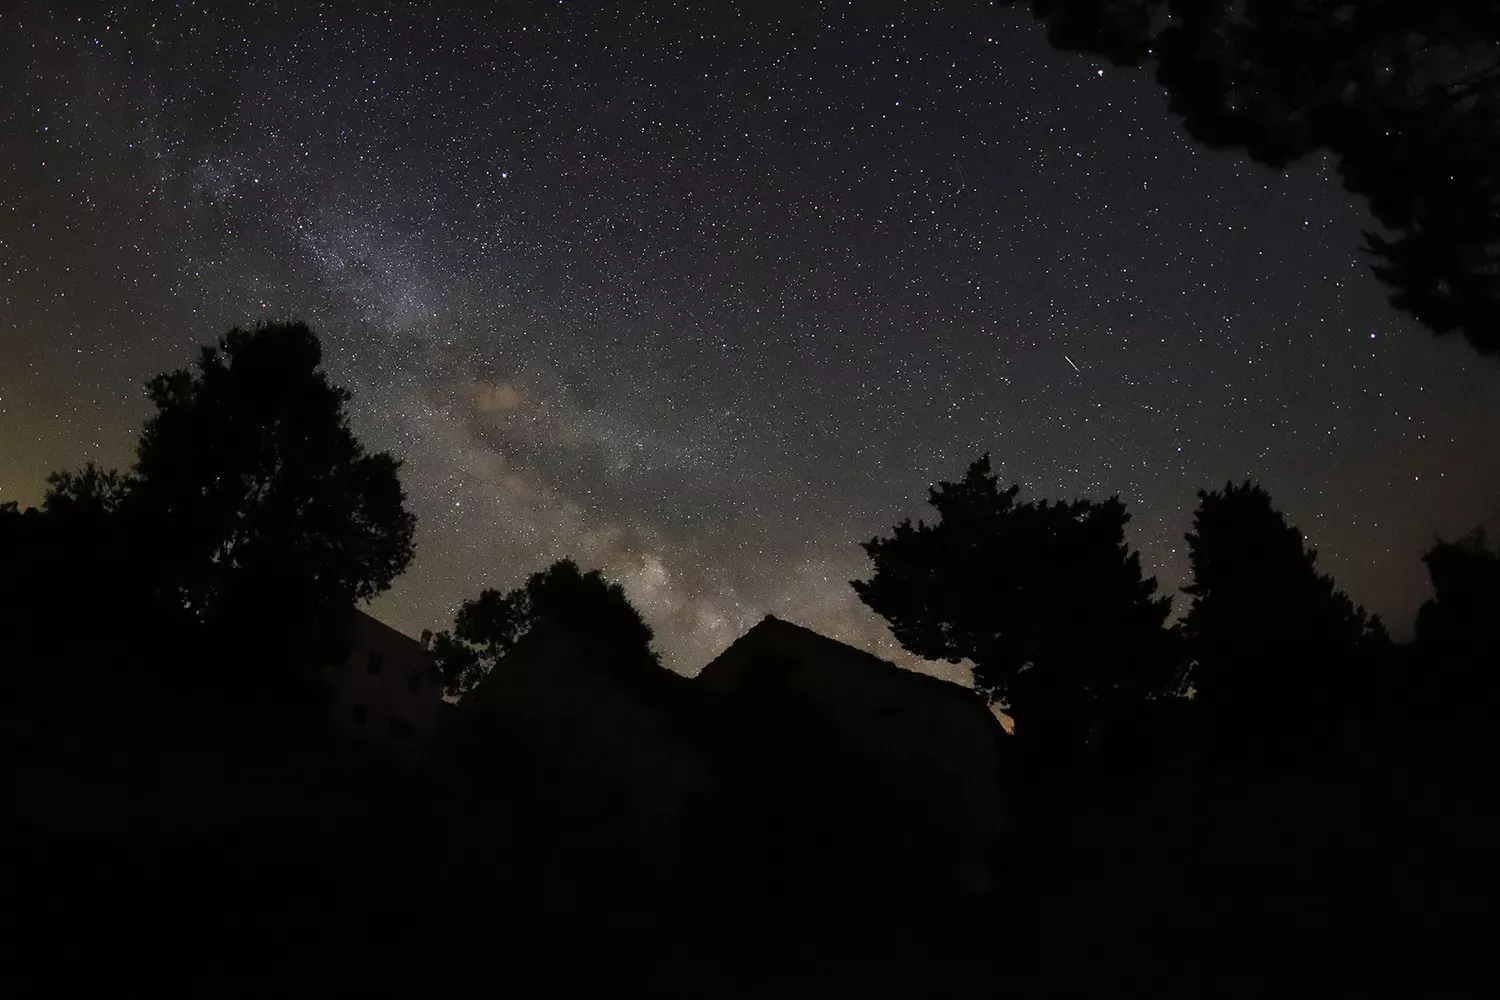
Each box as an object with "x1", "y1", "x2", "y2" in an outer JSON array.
[
  {"x1": 129, "y1": 321, "x2": 416, "y2": 669},
  {"x1": 992, "y1": 0, "x2": 1500, "y2": 357},
  {"x1": 1409, "y1": 525, "x2": 1500, "y2": 768},
  {"x1": 41, "y1": 463, "x2": 130, "y2": 520},
  {"x1": 1402, "y1": 528, "x2": 1500, "y2": 964},
  {"x1": 1179, "y1": 482, "x2": 1394, "y2": 983},
  {"x1": 1182, "y1": 481, "x2": 1386, "y2": 762},
  {"x1": 4, "y1": 322, "x2": 418, "y2": 767},
  {"x1": 1, "y1": 466, "x2": 139, "y2": 684},
  {"x1": 429, "y1": 631, "x2": 487, "y2": 699},
  {"x1": 3, "y1": 325, "x2": 414, "y2": 680},
  {"x1": 432, "y1": 558, "x2": 661, "y2": 697},
  {"x1": 852, "y1": 455, "x2": 1178, "y2": 751},
  {"x1": 1417, "y1": 528, "x2": 1500, "y2": 669}
]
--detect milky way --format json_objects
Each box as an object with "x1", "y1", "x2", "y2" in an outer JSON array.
[{"x1": 4, "y1": 2, "x2": 1497, "y2": 676}]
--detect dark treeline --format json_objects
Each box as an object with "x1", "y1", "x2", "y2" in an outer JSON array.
[{"x1": 4, "y1": 323, "x2": 1496, "y2": 995}]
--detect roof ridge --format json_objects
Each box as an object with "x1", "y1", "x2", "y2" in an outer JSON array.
[{"x1": 737, "y1": 614, "x2": 979, "y2": 699}]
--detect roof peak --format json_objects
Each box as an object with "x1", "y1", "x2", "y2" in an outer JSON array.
[
  {"x1": 707, "y1": 614, "x2": 997, "y2": 717},
  {"x1": 744, "y1": 613, "x2": 879, "y2": 657}
]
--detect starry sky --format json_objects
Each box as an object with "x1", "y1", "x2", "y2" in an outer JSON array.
[{"x1": 4, "y1": 2, "x2": 1498, "y2": 678}]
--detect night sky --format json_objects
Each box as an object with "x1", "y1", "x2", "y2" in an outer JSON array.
[{"x1": 4, "y1": 2, "x2": 1497, "y2": 678}]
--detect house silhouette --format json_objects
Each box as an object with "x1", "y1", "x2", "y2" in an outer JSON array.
[
  {"x1": 696, "y1": 614, "x2": 1011, "y2": 899},
  {"x1": 427, "y1": 611, "x2": 1011, "y2": 911}
]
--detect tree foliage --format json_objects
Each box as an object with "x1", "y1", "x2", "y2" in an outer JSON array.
[
  {"x1": 4, "y1": 320, "x2": 418, "y2": 771},
  {"x1": 130, "y1": 321, "x2": 416, "y2": 660},
  {"x1": 5, "y1": 321, "x2": 416, "y2": 696},
  {"x1": 432, "y1": 558, "x2": 661, "y2": 697},
  {"x1": 852, "y1": 454, "x2": 1178, "y2": 748},
  {"x1": 42, "y1": 463, "x2": 131, "y2": 521},
  {"x1": 1181, "y1": 481, "x2": 1386, "y2": 758},
  {"x1": 994, "y1": 0, "x2": 1500, "y2": 356}
]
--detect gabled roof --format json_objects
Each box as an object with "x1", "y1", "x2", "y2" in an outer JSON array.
[{"x1": 698, "y1": 614, "x2": 997, "y2": 720}]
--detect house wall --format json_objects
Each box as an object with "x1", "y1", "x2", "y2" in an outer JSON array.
[
  {"x1": 444, "y1": 618, "x2": 714, "y2": 839},
  {"x1": 697, "y1": 617, "x2": 1012, "y2": 895},
  {"x1": 323, "y1": 611, "x2": 444, "y2": 759}
]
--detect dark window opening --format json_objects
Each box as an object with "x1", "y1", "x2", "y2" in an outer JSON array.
[
  {"x1": 407, "y1": 672, "x2": 421, "y2": 694},
  {"x1": 352, "y1": 703, "x2": 368, "y2": 726},
  {"x1": 366, "y1": 652, "x2": 384, "y2": 675},
  {"x1": 389, "y1": 717, "x2": 414, "y2": 739}
]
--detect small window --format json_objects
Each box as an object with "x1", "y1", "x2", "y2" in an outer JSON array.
[
  {"x1": 352, "y1": 703, "x2": 368, "y2": 727},
  {"x1": 407, "y1": 672, "x2": 421, "y2": 694},
  {"x1": 366, "y1": 652, "x2": 384, "y2": 675},
  {"x1": 388, "y1": 716, "x2": 414, "y2": 739}
]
